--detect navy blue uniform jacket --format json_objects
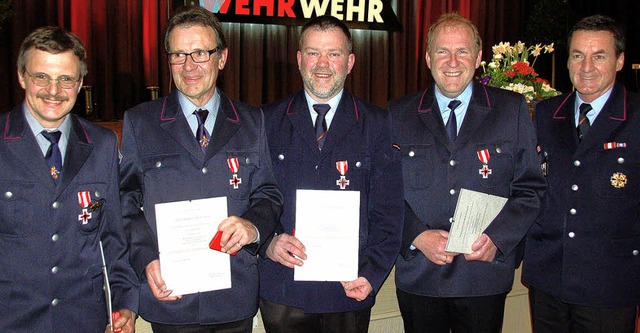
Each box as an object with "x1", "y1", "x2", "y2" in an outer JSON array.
[
  {"x1": 119, "y1": 89, "x2": 283, "y2": 324},
  {"x1": 523, "y1": 82, "x2": 640, "y2": 308},
  {"x1": 0, "y1": 106, "x2": 138, "y2": 332},
  {"x1": 391, "y1": 82, "x2": 545, "y2": 297},
  {"x1": 258, "y1": 90, "x2": 403, "y2": 313}
]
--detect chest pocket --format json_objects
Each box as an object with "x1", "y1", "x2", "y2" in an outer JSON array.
[
  {"x1": 401, "y1": 145, "x2": 434, "y2": 190},
  {"x1": 0, "y1": 181, "x2": 35, "y2": 237},
  {"x1": 476, "y1": 142, "x2": 514, "y2": 191},
  {"x1": 596, "y1": 149, "x2": 636, "y2": 198},
  {"x1": 225, "y1": 150, "x2": 260, "y2": 200},
  {"x1": 75, "y1": 184, "x2": 108, "y2": 234}
]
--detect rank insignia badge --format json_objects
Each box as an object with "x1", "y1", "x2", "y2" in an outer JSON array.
[
  {"x1": 477, "y1": 149, "x2": 492, "y2": 179},
  {"x1": 336, "y1": 160, "x2": 350, "y2": 189},
  {"x1": 227, "y1": 157, "x2": 242, "y2": 189},
  {"x1": 610, "y1": 172, "x2": 627, "y2": 188}
]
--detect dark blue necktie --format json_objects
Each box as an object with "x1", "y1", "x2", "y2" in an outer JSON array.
[
  {"x1": 194, "y1": 109, "x2": 210, "y2": 151},
  {"x1": 42, "y1": 130, "x2": 62, "y2": 183},
  {"x1": 446, "y1": 100, "x2": 462, "y2": 143},
  {"x1": 313, "y1": 104, "x2": 330, "y2": 149},
  {"x1": 578, "y1": 103, "x2": 592, "y2": 141}
]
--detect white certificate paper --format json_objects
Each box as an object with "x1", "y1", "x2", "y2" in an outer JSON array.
[
  {"x1": 294, "y1": 189, "x2": 360, "y2": 282},
  {"x1": 155, "y1": 197, "x2": 231, "y2": 296},
  {"x1": 445, "y1": 188, "x2": 508, "y2": 254}
]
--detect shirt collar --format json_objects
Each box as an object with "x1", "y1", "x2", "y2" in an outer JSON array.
[
  {"x1": 435, "y1": 83, "x2": 473, "y2": 115},
  {"x1": 23, "y1": 102, "x2": 71, "y2": 139},
  {"x1": 179, "y1": 89, "x2": 220, "y2": 119}
]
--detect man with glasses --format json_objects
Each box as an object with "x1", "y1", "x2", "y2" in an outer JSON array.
[
  {"x1": 119, "y1": 5, "x2": 282, "y2": 332},
  {"x1": 0, "y1": 26, "x2": 137, "y2": 332}
]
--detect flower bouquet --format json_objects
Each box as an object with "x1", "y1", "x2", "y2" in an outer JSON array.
[{"x1": 479, "y1": 42, "x2": 561, "y2": 110}]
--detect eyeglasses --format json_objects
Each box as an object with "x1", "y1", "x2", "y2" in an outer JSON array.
[
  {"x1": 24, "y1": 70, "x2": 80, "y2": 89},
  {"x1": 167, "y1": 47, "x2": 221, "y2": 65}
]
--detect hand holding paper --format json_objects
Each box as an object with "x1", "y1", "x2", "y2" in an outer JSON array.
[
  {"x1": 266, "y1": 233, "x2": 307, "y2": 268},
  {"x1": 445, "y1": 189, "x2": 507, "y2": 254},
  {"x1": 464, "y1": 233, "x2": 498, "y2": 262},
  {"x1": 145, "y1": 260, "x2": 181, "y2": 301}
]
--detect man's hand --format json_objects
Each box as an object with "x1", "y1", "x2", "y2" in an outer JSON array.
[
  {"x1": 106, "y1": 309, "x2": 136, "y2": 333},
  {"x1": 265, "y1": 233, "x2": 307, "y2": 268},
  {"x1": 464, "y1": 233, "x2": 497, "y2": 262},
  {"x1": 341, "y1": 277, "x2": 373, "y2": 301},
  {"x1": 412, "y1": 230, "x2": 458, "y2": 265},
  {"x1": 217, "y1": 215, "x2": 258, "y2": 254},
  {"x1": 145, "y1": 260, "x2": 181, "y2": 301}
]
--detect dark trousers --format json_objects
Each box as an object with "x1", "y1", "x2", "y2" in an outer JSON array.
[
  {"x1": 259, "y1": 297, "x2": 371, "y2": 333},
  {"x1": 396, "y1": 288, "x2": 508, "y2": 333},
  {"x1": 150, "y1": 318, "x2": 253, "y2": 333},
  {"x1": 529, "y1": 286, "x2": 637, "y2": 333}
]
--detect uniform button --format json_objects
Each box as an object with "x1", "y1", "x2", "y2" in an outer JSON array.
[
  {"x1": 496, "y1": 147, "x2": 502, "y2": 154},
  {"x1": 51, "y1": 266, "x2": 59, "y2": 274},
  {"x1": 449, "y1": 217, "x2": 454, "y2": 223},
  {"x1": 52, "y1": 202, "x2": 60, "y2": 209},
  {"x1": 201, "y1": 167, "x2": 208, "y2": 174},
  {"x1": 618, "y1": 157, "x2": 625, "y2": 164},
  {"x1": 4, "y1": 191, "x2": 12, "y2": 199},
  {"x1": 155, "y1": 161, "x2": 162, "y2": 168},
  {"x1": 633, "y1": 250, "x2": 639, "y2": 256},
  {"x1": 245, "y1": 157, "x2": 251, "y2": 164},
  {"x1": 278, "y1": 154, "x2": 284, "y2": 161},
  {"x1": 573, "y1": 160, "x2": 581, "y2": 167},
  {"x1": 51, "y1": 299, "x2": 59, "y2": 306},
  {"x1": 315, "y1": 165, "x2": 319, "y2": 170},
  {"x1": 449, "y1": 189, "x2": 456, "y2": 195},
  {"x1": 94, "y1": 191, "x2": 101, "y2": 198},
  {"x1": 568, "y1": 232, "x2": 575, "y2": 238},
  {"x1": 408, "y1": 150, "x2": 415, "y2": 157},
  {"x1": 571, "y1": 184, "x2": 579, "y2": 191},
  {"x1": 52, "y1": 234, "x2": 59, "y2": 242},
  {"x1": 569, "y1": 208, "x2": 577, "y2": 215},
  {"x1": 356, "y1": 161, "x2": 362, "y2": 168},
  {"x1": 449, "y1": 160, "x2": 457, "y2": 166}
]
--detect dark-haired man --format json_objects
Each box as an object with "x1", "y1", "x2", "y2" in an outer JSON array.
[
  {"x1": 258, "y1": 15, "x2": 403, "y2": 333},
  {"x1": 523, "y1": 14, "x2": 640, "y2": 332}
]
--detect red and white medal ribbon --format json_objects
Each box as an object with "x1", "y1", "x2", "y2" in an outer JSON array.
[
  {"x1": 78, "y1": 191, "x2": 91, "y2": 208},
  {"x1": 477, "y1": 149, "x2": 492, "y2": 178},
  {"x1": 604, "y1": 142, "x2": 627, "y2": 150},
  {"x1": 77, "y1": 191, "x2": 92, "y2": 224},
  {"x1": 227, "y1": 157, "x2": 242, "y2": 189},
  {"x1": 336, "y1": 160, "x2": 350, "y2": 189}
]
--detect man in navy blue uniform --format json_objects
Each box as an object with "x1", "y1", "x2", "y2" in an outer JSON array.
[
  {"x1": 523, "y1": 15, "x2": 640, "y2": 332},
  {"x1": 0, "y1": 27, "x2": 137, "y2": 332},
  {"x1": 390, "y1": 13, "x2": 546, "y2": 333},
  {"x1": 258, "y1": 15, "x2": 403, "y2": 333},
  {"x1": 119, "y1": 6, "x2": 282, "y2": 333}
]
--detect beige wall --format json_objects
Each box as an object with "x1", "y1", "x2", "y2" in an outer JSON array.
[{"x1": 135, "y1": 267, "x2": 531, "y2": 333}]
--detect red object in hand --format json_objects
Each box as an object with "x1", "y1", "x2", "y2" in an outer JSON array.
[
  {"x1": 112, "y1": 311, "x2": 122, "y2": 333},
  {"x1": 209, "y1": 231, "x2": 238, "y2": 256}
]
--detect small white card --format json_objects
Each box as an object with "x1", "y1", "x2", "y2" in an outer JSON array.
[{"x1": 445, "y1": 188, "x2": 508, "y2": 254}]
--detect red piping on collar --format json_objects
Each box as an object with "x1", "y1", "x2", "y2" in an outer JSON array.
[
  {"x1": 552, "y1": 94, "x2": 573, "y2": 119},
  {"x1": 3, "y1": 113, "x2": 20, "y2": 140},
  {"x1": 160, "y1": 96, "x2": 174, "y2": 121},
  {"x1": 609, "y1": 88, "x2": 627, "y2": 121},
  {"x1": 225, "y1": 96, "x2": 240, "y2": 123},
  {"x1": 417, "y1": 90, "x2": 431, "y2": 113}
]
